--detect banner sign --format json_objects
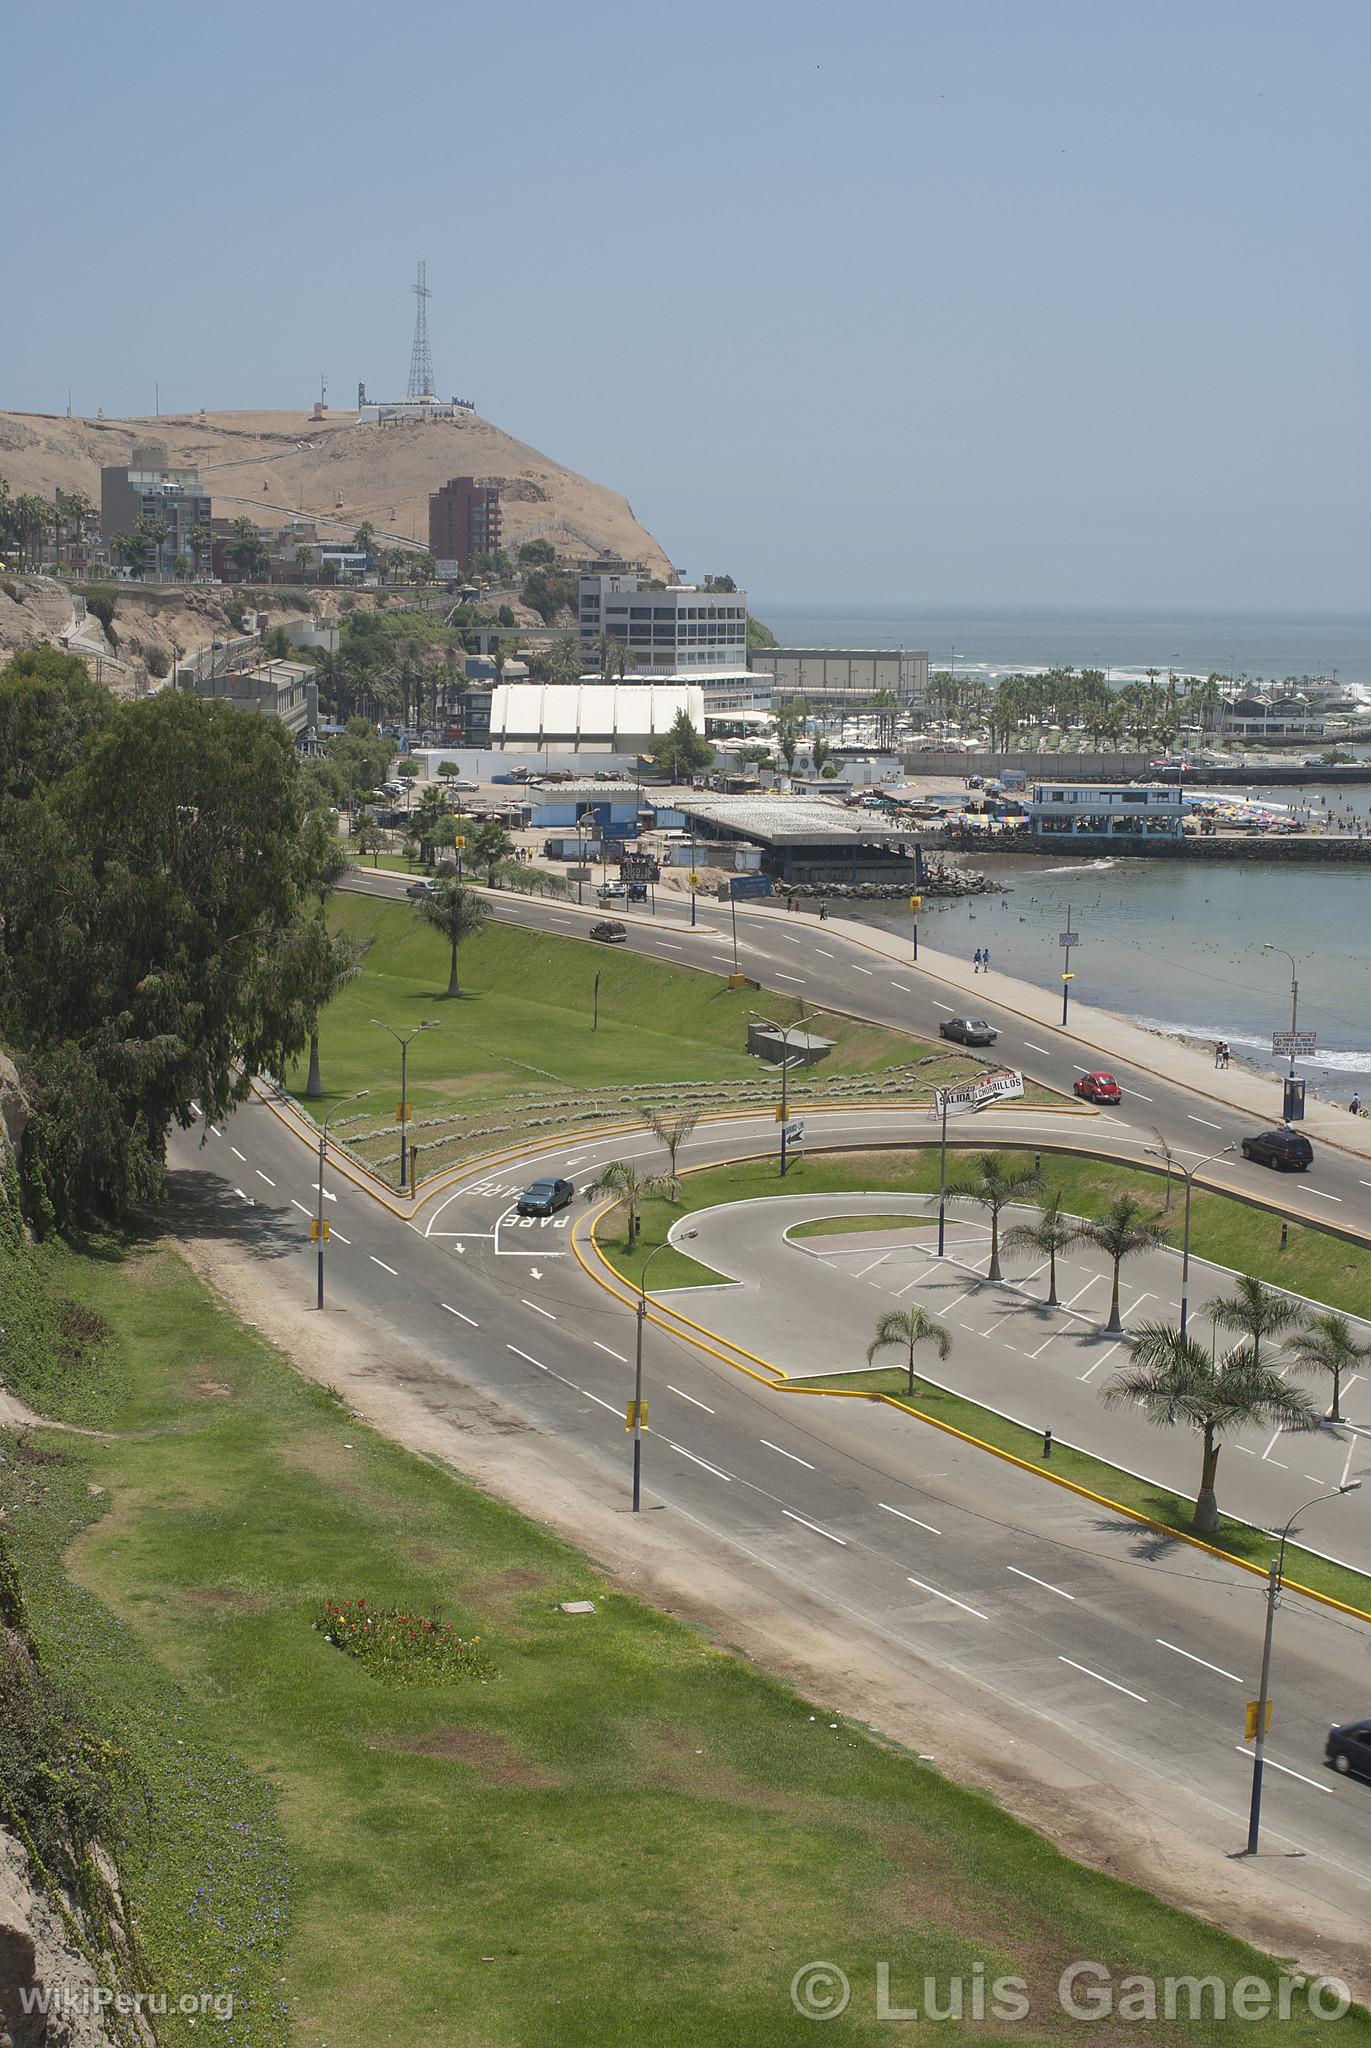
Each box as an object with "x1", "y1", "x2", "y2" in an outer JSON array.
[
  {"x1": 932, "y1": 1069, "x2": 1025, "y2": 1118},
  {"x1": 1272, "y1": 1032, "x2": 1317, "y2": 1055}
]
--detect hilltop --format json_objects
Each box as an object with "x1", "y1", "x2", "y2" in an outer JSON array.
[{"x1": 0, "y1": 405, "x2": 674, "y2": 574}]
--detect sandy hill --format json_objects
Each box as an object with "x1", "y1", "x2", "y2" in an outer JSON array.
[{"x1": 0, "y1": 407, "x2": 674, "y2": 574}]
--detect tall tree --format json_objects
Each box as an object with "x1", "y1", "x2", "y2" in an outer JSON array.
[
  {"x1": 866, "y1": 1305, "x2": 952, "y2": 1398},
  {"x1": 472, "y1": 819, "x2": 514, "y2": 884},
  {"x1": 1001, "y1": 1193, "x2": 1077, "y2": 1308},
  {"x1": 581, "y1": 1158, "x2": 672, "y2": 1251},
  {"x1": 1103, "y1": 1324, "x2": 1318, "y2": 1532},
  {"x1": 647, "y1": 1108, "x2": 699, "y2": 1193},
  {"x1": 1070, "y1": 1194, "x2": 1169, "y2": 1335},
  {"x1": 945, "y1": 1151, "x2": 1043, "y2": 1282},
  {"x1": 1286, "y1": 1310, "x2": 1366, "y2": 1423},
  {"x1": 1208, "y1": 1274, "x2": 1304, "y2": 1373},
  {"x1": 413, "y1": 880, "x2": 490, "y2": 997}
]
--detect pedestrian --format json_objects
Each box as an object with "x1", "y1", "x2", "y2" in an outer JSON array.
[
  {"x1": 1214, "y1": 1041, "x2": 1224, "y2": 1068},
  {"x1": 1221, "y1": 1042, "x2": 1230, "y2": 1068},
  {"x1": 818, "y1": 901, "x2": 829, "y2": 922},
  {"x1": 972, "y1": 947, "x2": 983, "y2": 973},
  {"x1": 981, "y1": 947, "x2": 991, "y2": 972},
  {"x1": 1351, "y1": 1094, "x2": 1362, "y2": 1117}
]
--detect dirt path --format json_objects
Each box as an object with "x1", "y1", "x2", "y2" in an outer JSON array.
[{"x1": 169, "y1": 1220, "x2": 1370, "y2": 2000}]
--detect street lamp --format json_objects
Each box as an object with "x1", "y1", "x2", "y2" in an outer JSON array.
[
  {"x1": 1145, "y1": 1140, "x2": 1234, "y2": 1337},
  {"x1": 316, "y1": 1090, "x2": 369, "y2": 1308},
  {"x1": 750, "y1": 1010, "x2": 816, "y2": 1174},
  {"x1": 1245, "y1": 1481, "x2": 1362, "y2": 1855},
  {"x1": 371, "y1": 1018, "x2": 439, "y2": 1191},
  {"x1": 1262, "y1": 942, "x2": 1299, "y2": 1116},
  {"x1": 632, "y1": 1232, "x2": 698, "y2": 1511}
]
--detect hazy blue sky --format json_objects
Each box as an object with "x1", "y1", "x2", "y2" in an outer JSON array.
[{"x1": 5, "y1": 0, "x2": 1369, "y2": 608}]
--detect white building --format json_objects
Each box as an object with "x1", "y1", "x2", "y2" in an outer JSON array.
[
  {"x1": 1027, "y1": 783, "x2": 1184, "y2": 841},
  {"x1": 579, "y1": 575, "x2": 749, "y2": 675}
]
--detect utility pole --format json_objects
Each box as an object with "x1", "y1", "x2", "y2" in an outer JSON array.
[
  {"x1": 1060, "y1": 900, "x2": 1076, "y2": 1027},
  {"x1": 372, "y1": 1019, "x2": 438, "y2": 1191},
  {"x1": 936, "y1": 1092, "x2": 950, "y2": 1257},
  {"x1": 315, "y1": 1091, "x2": 369, "y2": 1308}
]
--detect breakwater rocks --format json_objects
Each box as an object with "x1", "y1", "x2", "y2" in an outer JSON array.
[
  {"x1": 1012, "y1": 834, "x2": 1371, "y2": 864},
  {"x1": 785, "y1": 863, "x2": 999, "y2": 900}
]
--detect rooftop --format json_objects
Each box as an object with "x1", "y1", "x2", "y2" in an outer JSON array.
[{"x1": 673, "y1": 794, "x2": 913, "y2": 846}]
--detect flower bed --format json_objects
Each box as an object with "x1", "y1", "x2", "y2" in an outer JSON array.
[{"x1": 314, "y1": 1599, "x2": 490, "y2": 1685}]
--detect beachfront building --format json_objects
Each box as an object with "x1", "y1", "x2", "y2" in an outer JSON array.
[
  {"x1": 1026, "y1": 783, "x2": 1184, "y2": 842},
  {"x1": 747, "y1": 646, "x2": 930, "y2": 710},
  {"x1": 1217, "y1": 694, "x2": 1325, "y2": 742},
  {"x1": 578, "y1": 574, "x2": 749, "y2": 675}
]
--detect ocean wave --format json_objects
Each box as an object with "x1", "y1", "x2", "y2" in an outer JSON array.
[
  {"x1": 1042, "y1": 858, "x2": 1116, "y2": 874},
  {"x1": 1132, "y1": 1017, "x2": 1371, "y2": 1072}
]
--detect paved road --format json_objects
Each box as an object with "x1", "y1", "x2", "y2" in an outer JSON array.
[{"x1": 168, "y1": 1083, "x2": 1371, "y2": 1942}]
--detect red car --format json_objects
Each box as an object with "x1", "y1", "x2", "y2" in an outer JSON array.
[{"x1": 1075, "y1": 1071, "x2": 1123, "y2": 1105}]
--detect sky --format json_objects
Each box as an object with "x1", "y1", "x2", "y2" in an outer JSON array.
[{"x1": 5, "y1": 0, "x2": 1370, "y2": 611}]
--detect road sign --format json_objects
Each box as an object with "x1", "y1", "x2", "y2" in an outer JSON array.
[
  {"x1": 783, "y1": 1120, "x2": 806, "y2": 1141},
  {"x1": 395, "y1": 1101, "x2": 410, "y2": 1121},
  {"x1": 909, "y1": 894, "x2": 922, "y2": 913},
  {"x1": 689, "y1": 871, "x2": 701, "y2": 888},
  {"x1": 1244, "y1": 1698, "x2": 1272, "y2": 1742},
  {"x1": 625, "y1": 1400, "x2": 649, "y2": 1432},
  {"x1": 310, "y1": 1218, "x2": 331, "y2": 1242},
  {"x1": 1059, "y1": 931, "x2": 1080, "y2": 947},
  {"x1": 1272, "y1": 1031, "x2": 1317, "y2": 1055},
  {"x1": 453, "y1": 834, "x2": 466, "y2": 849},
  {"x1": 933, "y1": 1070, "x2": 1025, "y2": 1118}
]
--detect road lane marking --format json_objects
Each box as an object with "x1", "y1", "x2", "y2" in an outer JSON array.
[
  {"x1": 1304, "y1": 1188, "x2": 1343, "y2": 1203},
  {"x1": 932, "y1": 1000, "x2": 954, "y2": 1012},
  {"x1": 815, "y1": 947, "x2": 836, "y2": 958},
  {"x1": 594, "y1": 1341, "x2": 628, "y2": 1362},
  {"x1": 231, "y1": 1146, "x2": 247, "y2": 1161},
  {"x1": 907, "y1": 1576, "x2": 988, "y2": 1619},
  {"x1": 442, "y1": 1303, "x2": 479, "y2": 1327},
  {"x1": 783, "y1": 1509, "x2": 847, "y2": 1546},
  {"x1": 369, "y1": 1256, "x2": 399, "y2": 1276},
  {"x1": 580, "y1": 1387, "x2": 620, "y2": 1414},
  {"x1": 668, "y1": 1384, "x2": 714, "y2": 1412},
  {"x1": 209, "y1": 1123, "x2": 222, "y2": 1136},
  {"x1": 1188, "y1": 1115, "x2": 1222, "y2": 1130},
  {"x1": 333, "y1": 1232, "x2": 351, "y2": 1245},
  {"x1": 856, "y1": 1251, "x2": 892, "y2": 1277},
  {"x1": 1077, "y1": 1341, "x2": 1123, "y2": 1382},
  {"x1": 1058, "y1": 1657, "x2": 1146, "y2": 1702},
  {"x1": 880, "y1": 1503, "x2": 941, "y2": 1535},
  {"x1": 522, "y1": 1298, "x2": 558, "y2": 1320},
  {"x1": 1158, "y1": 1639, "x2": 1243, "y2": 1683},
  {"x1": 255, "y1": 1170, "x2": 275, "y2": 1186},
  {"x1": 507, "y1": 1345, "x2": 547, "y2": 1371},
  {"x1": 889, "y1": 981, "x2": 912, "y2": 993},
  {"x1": 1232, "y1": 1748, "x2": 1332, "y2": 1793},
  {"x1": 1008, "y1": 1566, "x2": 1074, "y2": 1599},
  {"x1": 1029, "y1": 1332, "x2": 1057, "y2": 1359},
  {"x1": 312, "y1": 1184, "x2": 338, "y2": 1202},
  {"x1": 291, "y1": 1200, "x2": 312, "y2": 1216},
  {"x1": 1023, "y1": 1042, "x2": 1050, "y2": 1056},
  {"x1": 661, "y1": 1438, "x2": 732, "y2": 1480},
  {"x1": 233, "y1": 1187, "x2": 251, "y2": 1202},
  {"x1": 850, "y1": 965, "x2": 873, "y2": 975},
  {"x1": 761, "y1": 1439, "x2": 815, "y2": 1469},
  {"x1": 776, "y1": 973, "x2": 805, "y2": 984},
  {"x1": 1131, "y1": 1090, "x2": 1154, "y2": 1102},
  {"x1": 191, "y1": 1100, "x2": 201, "y2": 1114}
]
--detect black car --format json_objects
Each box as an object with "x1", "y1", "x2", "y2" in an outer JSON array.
[
  {"x1": 1326, "y1": 1720, "x2": 1371, "y2": 1780},
  {"x1": 590, "y1": 919, "x2": 627, "y2": 943},
  {"x1": 1241, "y1": 1128, "x2": 1314, "y2": 1172},
  {"x1": 939, "y1": 1016, "x2": 998, "y2": 1047},
  {"x1": 516, "y1": 1177, "x2": 574, "y2": 1217}
]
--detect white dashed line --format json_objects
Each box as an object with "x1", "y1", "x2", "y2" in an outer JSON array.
[
  {"x1": 255, "y1": 1170, "x2": 275, "y2": 1186},
  {"x1": 776, "y1": 974, "x2": 805, "y2": 984},
  {"x1": 209, "y1": 1123, "x2": 222, "y2": 1136},
  {"x1": 889, "y1": 981, "x2": 912, "y2": 993},
  {"x1": 312, "y1": 1184, "x2": 338, "y2": 1202},
  {"x1": 1131, "y1": 1090, "x2": 1155, "y2": 1102},
  {"x1": 291, "y1": 1199, "x2": 312, "y2": 1216},
  {"x1": 594, "y1": 1341, "x2": 628, "y2": 1362},
  {"x1": 760, "y1": 1439, "x2": 815, "y2": 1469},
  {"x1": 815, "y1": 947, "x2": 835, "y2": 958},
  {"x1": 1158, "y1": 1639, "x2": 1243, "y2": 1683},
  {"x1": 1007, "y1": 1566, "x2": 1074, "y2": 1600},
  {"x1": 1023, "y1": 1042, "x2": 1050, "y2": 1056},
  {"x1": 369, "y1": 1257, "x2": 398, "y2": 1276},
  {"x1": 879, "y1": 1503, "x2": 941, "y2": 1536},
  {"x1": 1059, "y1": 1657, "x2": 1146, "y2": 1703},
  {"x1": 932, "y1": 1000, "x2": 954, "y2": 1012},
  {"x1": 782, "y1": 1509, "x2": 847, "y2": 1546},
  {"x1": 1232, "y1": 1748, "x2": 1332, "y2": 1793},
  {"x1": 907, "y1": 1576, "x2": 987, "y2": 1619},
  {"x1": 332, "y1": 1232, "x2": 351, "y2": 1245},
  {"x1": 667, "y1": 1384, "x2": 714, "y2": 1412},
  {"x1": 1304, "y1": 1188, "x2": 1343, "y2": 1203},
  {"x1": 580, "y1": 1387, "x2": 621, "y2": 1415},
  {"x1": 507, "y1": 1345, "x2": 547, "y2": 1371},
  {"x1": 1187, "y1": 1115, "x2": 1223, "y2": 1130},
  {"x1": 661, "y1": 1439, "x2": 732, "y2": 1480},
  {"x1": 443, "y1": 1303, "x2": 479, "y2": 1327},
  {"x1": 522, "y1": 1298, "x2": 557, "y2": 1320},
  {"x1": 231, "y1": 1146, "x2": 246, "y2": 1161}
]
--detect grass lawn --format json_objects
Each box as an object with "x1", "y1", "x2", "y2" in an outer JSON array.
[
  {"x1": 4, "y1": 1238, "x2": 1365, "y2": 2046},
  {"x1": 789, "y1": 1213, "x2": 929, "y2": 1239},
  {"x1": 291, "y1": 896, "x2": 1009, "y2": 1183},
  {"x1": 591, "y1": 1147, "x2": 1371, "y2": 1616}
]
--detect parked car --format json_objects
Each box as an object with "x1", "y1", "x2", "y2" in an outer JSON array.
[
  {"x1": 598, "y1": 881, "x2": 627, "y2": 900},
  {"x1": 939, "y1": 1016, "x2": 998, "y2": 1046},
  {"x1": 590, "y1": 919, "x2": 627, "y2": 943},
  {"x1": 1241, "y1": 1127, "x2": 1314, "y2": 1171},
  {"x1": 515, "y1": 1177, "x2": 574, "y2": 1217},
  {"x1": 406, "y1": 879, "x2": 437, "y2": 899},
  {"x1": 1074, "y1": 1071, "x2": 1123, "y2": 1104},
  {"x1": 1326, "y1": 1720, "x2": 1371, "y2": 1779}
]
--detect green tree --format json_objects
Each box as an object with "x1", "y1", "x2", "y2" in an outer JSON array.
[
  {"x1": 776, "y1": 718, "x2": 799, "y2": 772},
  {"x1": 472, "y1": 819, "x2": 515, "y2": 883},
  {"x1": 227, "y1": 517, "x2": 269, "y2": 582},
  {"x1": 653, "y1": 709, "x2": 713, "y2": 783},
  {"x1": 353, "y1": 819, "x2": 386, "y2": 867},
  {"x1": 866, "y1": 1304, "x2": 952, "y2": 1398},
  {"x1": 188, "y1": 524, "x2": 212, "y2": 578},
  {"x1": 945, "y1": 1151, "x2": 1043, "y2": 1283},
  {"x1": 581, "y1": 1159, "x2": 672, "y2": 1251},
  {"x1": 517, "y1": 538, "x2": 557, "y2": 567},
  {"x1": 1208, "y1": 1273, "x2": 1305, "y2": 1373},
  {"x1": 1287, "y1": 1310, "x2": 1367, "y2": 1423},
  {"x1": 811, "y1": 734, "x2": 831, "y2": 775},
  {"x1": 411, "y1": 786, "x2": 452, "y2": 864},
  {"x1": 0, "y1": 649, "x2": 112, "y2": 801},
  {"x1": 1070, "y1": 1194, "x2": 1169, "y2": 1335},
  {"x1": 647, "y1": 1108, "x2": 699, "y2": 1193},
  {"x1": 352, "y1": 521, "x2": 376, "y2": 559},
  {"x1": 413, "y1": 880, "x2": 490, "y2": 997},
  {"x1": 1001, "y1": 1193, "x2": 1077, "y2": 1308},
  {"x1": 1103, "y1": 1325, "x2": 1318, "y2": 1532}
]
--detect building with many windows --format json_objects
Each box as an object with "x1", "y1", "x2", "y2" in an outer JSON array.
[
  {"x1": 1026, "y1": 783, "x2": 1184, "y2": 841},
  {"x1": 578, "y1": 575, "x2": 749, "y2": 675},
  {"x1": 100, "y1": 441, "x2": 211, "y2": 579},
  {"x1": 428, "y1": 476, "x2": 502, "y2": 571}
]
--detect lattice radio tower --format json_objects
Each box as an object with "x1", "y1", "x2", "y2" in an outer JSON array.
[{"x1": 406, "y1": 260, "x2": 435, "y2": 400}]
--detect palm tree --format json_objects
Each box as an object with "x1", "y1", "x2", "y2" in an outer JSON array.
[
  {"x1": 582, "y1": 1158, "x2": 672, "y2": 1251},
  {"x1": 1209, "y1": 1274, "x2": 1304, "y2": 1373},
  {"x1": 1071, "y1": 1195, "x2": 1169, "y2": 1335},
  {"x1": 1103, "y1": 1323, "x2": 1318, "y2": 1532},
  {"x1": 647, "y1": 1109, "x2": 699, "y2": 1193},
  {"x1": 945, "y1": 1151, "x2": 1043, "y2": 1282},
  {"x1": 866, "y1": 1305, "x2": 952, "y2": 1398},
  {"x1": 302, "y1": 829, "x2": 356, "y2": 1097},
  {"x1": 473, "y1": 820, "x2": 515, "y2": 884},
  {"x1": 414, "y1": 881, "x2": 489, "y2": 998},
  {"x1": 304, "y1": 931, "x2": 364, "y2": 1098},
  {"x1": 411, "y1": 786, "x2": 451, "y2": 865},
  {"x1": 1001, "y1": 1194, "x2": 1078, "y2": 1308},
  {"x1": 1287, "y1": 1310, "x2": 1366, "y2": 1423}
]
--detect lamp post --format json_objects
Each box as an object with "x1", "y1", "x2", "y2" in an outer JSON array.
[
  {"x1": 371, "y1": 1018, "x2": 438, "y2": 1191},
  {"x1": 632, "y1": 1232, "x2": 698, "y2": 1510},
  {"x1": 1262, "y1": 942, "x2": 1299, "y2": 1115},
  {"x1": 935, "y1": 1091, "x2": 950, "y2": 1256},
  {"x1": 316, "y1": 1090, "x2": 370, "y2": 1308},
  {"x1": 1146, "y1": 1140, "x2": 1234, "y2": 1337},
  {"x1": 1246, "y1": 1481, "x2": 1362, "y2": 1855},
  {"x1": 751, "y1": 1010, "x2": 816, "y2": 1174}
]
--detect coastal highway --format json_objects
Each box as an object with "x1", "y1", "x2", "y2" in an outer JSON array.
[{"x1": 159, "y1": 874, "x2": 1371, "y2": 1954}]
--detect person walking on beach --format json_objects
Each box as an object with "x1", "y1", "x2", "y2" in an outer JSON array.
[
  {"x1": 818, "y1": 901, "x2": 829, "y2": 922},
  {"x1": 1214, "y1": 1041, "x2": 1225, "y2": 1068},
  {"x1": 1351, "y1": 1094, "x2": 1362, "y2": 1117},
  {"x1": 982, "y1": 947, "x2": 991, "y2": 972},
  {"x1": 972, "y1": 947, "x2": 983, "y2": 973}
]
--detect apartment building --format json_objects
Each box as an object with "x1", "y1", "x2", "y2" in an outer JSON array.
[{"x1": 578, "y1": 574, "x2": 749, "y2": 676}]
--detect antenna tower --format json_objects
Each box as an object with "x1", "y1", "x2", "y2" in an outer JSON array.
[{"x1": 407, "y1": 260, "x2": 435, "y2": 400}]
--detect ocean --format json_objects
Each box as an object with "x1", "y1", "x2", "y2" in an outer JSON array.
[{"x1": 753, "y1": 603, "x2": 1371, "y2": 688}]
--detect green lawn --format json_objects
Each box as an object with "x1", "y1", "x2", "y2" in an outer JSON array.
[
  {"x1": 293, "y1": 896, "x2": 1006, "y2": 1183},
  {"x1": 4, "y1": 1238, "x2": 1365, "y2": 2046},
  {"x1": 790, "y1": 1212, "x2": 929, "y2": 1239}
]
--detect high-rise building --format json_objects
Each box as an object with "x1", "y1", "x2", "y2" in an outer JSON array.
[
  {"x1": 428, "y1": 476, "x2": 502, "y2": 571},
  {"x1": 100, "y1": 441, "x2": 211, "y2": 578},
  {"x1": 577, "y1": 575, "x2": 749, "y2": 676}
]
